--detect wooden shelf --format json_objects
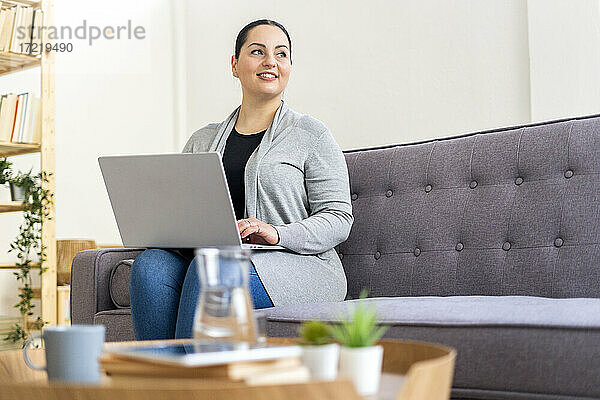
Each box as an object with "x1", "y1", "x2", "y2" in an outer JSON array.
[
  {"x1": 0, "y1": 263, "x2": 41, "y2": 270},
  {"x1": 1, "y1": 0, "x2": 41, "y2": 7},
  {"x1": 0, "y1": 202, "x2": 25, "y2": 213},
  {"x1": 0, "y1": 52, "x2": 41, "y2": 77},
  {"x1": 0, "y1": 141, "x2": 41, "y2": 157},
  {"x1": 2, "y1": 0, "x2": 56, "y2": 327}
]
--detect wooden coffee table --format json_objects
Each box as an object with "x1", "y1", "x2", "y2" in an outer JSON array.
[{"x1": 0, "y1": 338, "x2": 455, "y2": 400}]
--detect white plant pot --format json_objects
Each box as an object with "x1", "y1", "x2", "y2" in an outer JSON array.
[
  {"x1": 338, "y1": 345, "x2": 384, "y2": 396},
  {"x1": 301, "y1": 343, "x2": 339, "y2": 381}
]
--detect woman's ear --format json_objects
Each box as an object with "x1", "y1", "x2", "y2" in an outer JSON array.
[{"x1": 231, "y1": 56, "x2": 238, "y2": 78}]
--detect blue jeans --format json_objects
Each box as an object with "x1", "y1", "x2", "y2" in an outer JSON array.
[{"x1": 129, "y1": 248, "x2": 273, "y2": 340}]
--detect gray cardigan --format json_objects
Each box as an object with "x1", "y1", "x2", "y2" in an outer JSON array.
[{"x1": 182, "y1": 100, "x2": 354, "y2": 306}]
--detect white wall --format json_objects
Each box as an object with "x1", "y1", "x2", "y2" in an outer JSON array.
[
  {"x1": 0, "y1": 0, "x2": 176, "y2": 316},
  {"x1": 527, "y1": 0, "x2": 600, "y2": 121},
  {"x1": 183, "y1": 0, "x2": 532, "y2": 150},
  {"x1": 53, "y1": 0, "x2": 177, "y2": 244}
]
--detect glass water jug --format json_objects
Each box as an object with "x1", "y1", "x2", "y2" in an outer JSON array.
[{"x1": 193, "y1": 247, "x2": 257, "y2": 342}]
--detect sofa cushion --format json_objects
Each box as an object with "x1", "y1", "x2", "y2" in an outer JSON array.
[
  {"x1": 109, "y1": 259, "x2": 133, "y2": 308},
  {"x1": 264, "y1": 296, "x2": 600, "y2": 399}
]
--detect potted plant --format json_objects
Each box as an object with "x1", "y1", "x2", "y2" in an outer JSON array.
[
  {"x1": 330, "y1": 291, "x2": 388, "y2": 396},
  {"x1": 3, "y1": 169, "x2": 53, "y2": 347},
  {"x1": 9, "y1": 168, "x2": 36, "y2": 202},
  {"x1": 298, "y1": 320, "x2": 339, "y2": 381}
]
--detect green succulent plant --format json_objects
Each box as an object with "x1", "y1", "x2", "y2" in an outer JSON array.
[
  {"x1": 298, "y1": 320, "x2": 334, "y2": 346},
  {"x1": 329, "y1": 290, "x2": 388, "y2": 348}
]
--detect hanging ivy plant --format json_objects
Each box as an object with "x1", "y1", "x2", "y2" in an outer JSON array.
[{"x1": 1, "y1": 158, "x2": 54, "y2": 346}]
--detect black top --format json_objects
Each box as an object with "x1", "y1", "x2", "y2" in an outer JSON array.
[{"x1": 222, "y1": 127, "x2": 266, "y2": 220}]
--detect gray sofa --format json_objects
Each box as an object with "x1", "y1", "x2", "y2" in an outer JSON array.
[{"x1": 72, "y1": 114, "x2": 600, "y2": 400}]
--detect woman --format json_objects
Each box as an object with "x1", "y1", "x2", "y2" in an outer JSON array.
[{"x1": 129, "y1": 19, "x2": 353, "y2": 340}]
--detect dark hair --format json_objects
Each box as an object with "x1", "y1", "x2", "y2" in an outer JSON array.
[{"x1": 235, "y1": 19, "x2": 292, "y2": 65}]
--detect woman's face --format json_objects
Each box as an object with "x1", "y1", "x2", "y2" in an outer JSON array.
[{"x1": 232, "y1": 25, "x2": 291, "y2": 100}]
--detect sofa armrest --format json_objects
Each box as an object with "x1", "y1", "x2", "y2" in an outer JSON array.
[{"x1": 71, "y1": 248, "x2": 145, "y2": 325}]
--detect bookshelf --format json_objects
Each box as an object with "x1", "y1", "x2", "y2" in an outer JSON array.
[
  {"x1": 0, "y1": 201, "x2": 26, "y2": 212},
  {"x1": 2, "y1": 0, "x2": 40, "y2": 6},
  {"x1": 0, "y1": 142, "x2": 40, "y2": 156},
  {"x1": 0, "y1": 263, "x2": 40, "y2": 270},
  {"x1": 0, "y1": 0, "x2": 56, "y2": 325},
  {"x1": 0, "y1": 51, "x2": 40, "y2": 76}
]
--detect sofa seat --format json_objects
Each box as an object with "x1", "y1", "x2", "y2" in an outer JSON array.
[
  {"x1": 101, "y1": 259, "x2": 600, "y2": 399},
  {"x1": 264, "y1": 296, "x2": 600, "y2": 400}
]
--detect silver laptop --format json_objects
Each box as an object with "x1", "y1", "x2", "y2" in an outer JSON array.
[{"x1": 98, "y1": 152, "x2": 285, "y2": 250}]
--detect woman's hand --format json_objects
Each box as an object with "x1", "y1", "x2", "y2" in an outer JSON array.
[{"x1": 237, "y1": 218, "x2": 280, "y2": 245}]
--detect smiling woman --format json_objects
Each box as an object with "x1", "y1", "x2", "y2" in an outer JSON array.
[{"x1": 129, "y1": 19, "x2": 354, "y2": 341}]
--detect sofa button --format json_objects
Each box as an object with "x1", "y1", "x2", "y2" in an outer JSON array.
[
  {"x1": 564, "y1": 170, "x2": 574, "y2": 179},
  {"x1": 455, "y1": 242, "x2": 464, "y2": 252},
  {"x1": 351, "y1": 193, "x2": 358, "y2": 200},
  {"x1": 385, "y1": 190, "x2": 393, "y2": 197},
  {"x1": 469, "y1": 180, "x2": 478, "y2": 189},
  {"x1": 425, "y1": 184, "x2": 432, "y2": 193},
  {"x1": 554, "y1": 237, "x2": 564, "y2": 248},
  {"x1": 374, "y1": 251, "x2": 381, "y2": 260},
  {"x1": 414, "y1": 248, "x2": 421, "y2": 257},
  {"x1": 502, "y1": 241, "x2": 511, "y2": 251},
  {"x1": 515, "y1": 177, "x2": 523, "y2": 185},
  {"x1": 339, "y1": 253, "x2": 344, "y2": 260}
]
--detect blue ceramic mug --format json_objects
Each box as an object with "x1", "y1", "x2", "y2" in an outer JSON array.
[{"x1": 23, "y1": 324, "x2": 105, "y2": 384}]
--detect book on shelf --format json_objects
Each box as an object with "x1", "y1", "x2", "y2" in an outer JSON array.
[
  {"x1": 0, "y1": 91, "x2": 41, "y2": 144},
  {"x1": 0, "y1": 1, "x2": 43, "y2": 56},
  {"x1": 0, "y1": 3, "x2": 16, "y2": 52},
  {"x1": 0, "y1": 93, "x2": 17, "y2": 141},
  {"x1": 17, "y1": 92, "x2": 29, "y2": 141},
  {"x1": 10, "y1": 92, "x2": 20, "y2": 141},
  {"x1": 8, "y1": 2, "x2": 22, "y2": 52},
  {"x1": 30, "y1": 8, "x2": 42, "y2": 55}
]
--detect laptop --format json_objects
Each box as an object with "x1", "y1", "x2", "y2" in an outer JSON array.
[{"x1": 98, "y1": 152, "x2": 285, "y2": 250}]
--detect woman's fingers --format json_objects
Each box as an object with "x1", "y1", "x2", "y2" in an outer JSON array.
[
  {"x1": 238, "y1": 219, "x2": 262, "y2": 238},
  {"x1": 237, "y1": 218, "x2": 258, "y2": 232},
  {"x1": 240, "y1": 224, "x2": 260, "y2": 238},
  {"x1": 237, "y1": 218, "x2": 277, "y2": 245},
  {"x1": 242, "y1": 226, "x2": 269, "y2": 244}
]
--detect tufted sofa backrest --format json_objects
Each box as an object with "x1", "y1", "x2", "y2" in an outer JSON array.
[{"x1": 337, "y1": 115, "x2": 600, "y2": 299}]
